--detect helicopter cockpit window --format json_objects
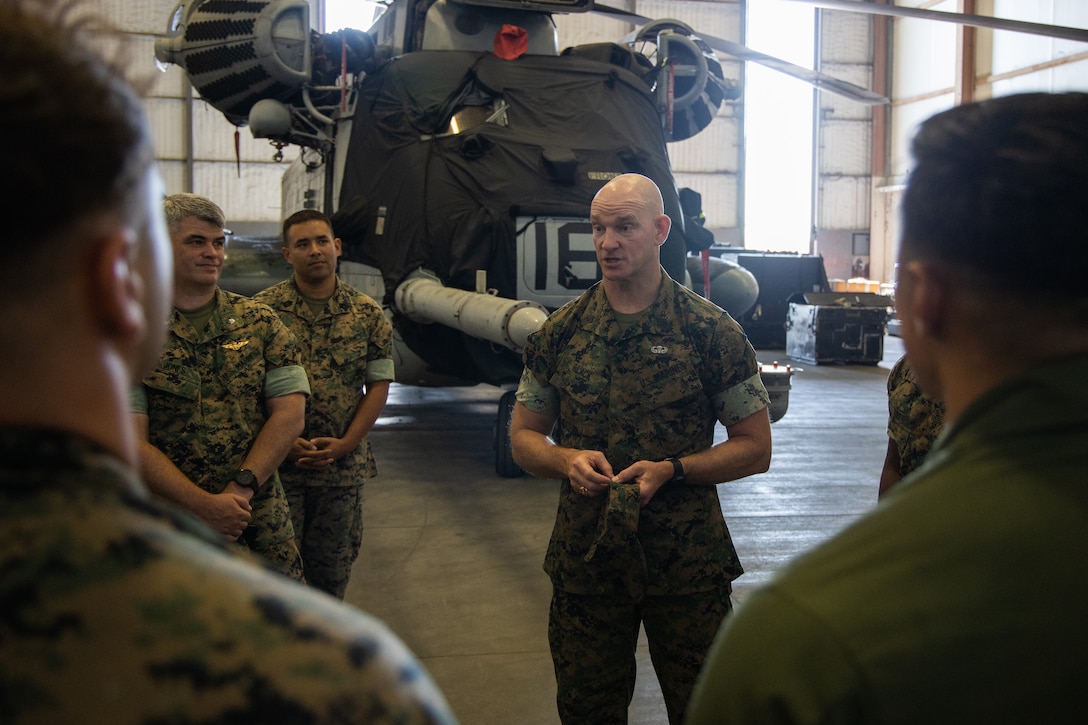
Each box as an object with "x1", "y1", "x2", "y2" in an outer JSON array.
[{"x1": 446, "y1": 100, "x2": 508, "y2": 135}]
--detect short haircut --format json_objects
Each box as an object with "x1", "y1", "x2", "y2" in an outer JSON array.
[
  {"x1": 163, "y1": 193, "x2": 226, "y2": 233},
  {"x1": 901, "y1": 92, "x2": 1088, "y2": 304},
  {"x1": 0, "y1": 0, "x2": 153, "y2": 295},
  {"x1": 282, "y1": 209, "x2": 334, "y2": 244}
]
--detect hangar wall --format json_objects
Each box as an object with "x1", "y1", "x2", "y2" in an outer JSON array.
[
  {"x1": 112, "y1": 1, "x2": 1087, "y2": 271},
  {"x1": 871, "y1": 0, "x2": 1088, "y2": 287},
  {"x1": 813, "y1": 7, "x2": 875, "y2": 281},
  {"x1": 121, "y1": 0, "x2": 300, "y2": 234}
]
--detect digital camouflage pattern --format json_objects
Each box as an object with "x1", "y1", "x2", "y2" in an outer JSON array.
[
  {"x1": 254, "y1": 277, "x2": 393, "y2": 486},
  {"x1": 0, "y1": 428, "x2": 458, "y2": 725},
  {"x1": 887, "y1": 355, "x2": 945, "y2": 478},
  {"x1": 520, "y1": 274, "x2": 769, "y2": 599},
  {"x1": 138, "y1": 288, "x2": 307, "y2": 578},
  {"x1": 520, "y1": 274, "x2": 765, "y2": 723},
  {"x1": 549, "y1": 588, "x2": 731, "y2": 723},
  {"x1": 284, "y1": 484, "x2": 364, "y2": 599},
  {"x1": 254, "y1": 277, "x2": 394, "y2": 598}
]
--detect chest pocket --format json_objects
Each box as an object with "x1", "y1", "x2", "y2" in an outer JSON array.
[
  {"x1": 551, "y1": 338, "x2": 612, "y2": 409},
  {"x1": 143, "y1": 364, "x2": 200, "y2": 401},
  {"x1": 216, "y1": 337, "x2": 265, "y2": 390},
  {"x1": 611, "y1": 338, "x2": 712, "y2": 460},
  {"x1": 634, "y1": 344, "x2": 706, "y2": 414},
  {"x1": 329, "y1": 334, "x2": 369, "y2": 387}
]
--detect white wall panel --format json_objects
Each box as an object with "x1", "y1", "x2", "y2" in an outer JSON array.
[
  {"x1": 819, "y1": 9, "x2": 871, "y2": 64},
  {"x1": 993, "y1": 0, "x2": 1088, "y2": 74},
  {"x1": 819, "y1": 175, "x2": 869, "y2": 229},
  {"x1": 815, "y1": 8, "x2": 873, "y2": 233},
  {"x1": 640, "y1": 0, "x2": 740, "y2": 40},
  {"x1": 819, "y1": 120, "x2": 869, "y2": 175},
  {"x1": 673, "y1": 171, "x2": 738, "y2": 230},
  {"x1": 818, "y1": 63, "x2": 874, "y2": 120},
  {"x1": 992, "y1": 61, "x2": 1088, "y2": 96},
  {"x1": 553, "y1": 7, "x2": 634, "y2": 49},
  {"x1": 668, "y1": 118, "x2": 740, "y2": 172},
  {"x1": 97, "y1": 0, "x2": 175, "y2": 34},
  {"x1": 892, "y1": 9, "x2": 957, "y2": 99},
  {"x1": 156, "y1": 160, "x2": 189, "y2": 197},
  {"x1": 145, "y1": 97, "x2": 188, "y2": 161},
  {"x1": 194, "y1": 163, "x2": 290, "y2": 222},
  {"x1": 136, "y1": 37, "x2": 190, "y2": 98}
]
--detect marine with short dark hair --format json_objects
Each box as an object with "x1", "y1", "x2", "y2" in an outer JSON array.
[{"x1": 255, "y1": 209, "x2": 395, "y2": 598}]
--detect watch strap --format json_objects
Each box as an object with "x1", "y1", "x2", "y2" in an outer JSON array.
[{"x1": 658, "y1": 457, "x2": 684, "y2": 483}]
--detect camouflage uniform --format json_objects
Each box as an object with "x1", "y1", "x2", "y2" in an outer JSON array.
[
  {"x1": 887, "y1": 355, "x2": 945, "y2": 479},
  {"x1": 518, "y1": 272, "x2": 769, "y2": 723},
  {"x1": 0, "y1": 427, "x2": 457, "y2": 725},
  {"x1": 254, "y1": 277, "x2": 394, "y2": 599},
  {"x1": 132, "y1": 288, "x2": 309, "y2": 581}
]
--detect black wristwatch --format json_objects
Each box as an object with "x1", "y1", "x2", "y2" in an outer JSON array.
[
  {"x1": 662, "y1": 457, "x2": 685, "y2": 483},
  {"x1": 231, "y1": 469, "x2": 259, "y2": 492}
]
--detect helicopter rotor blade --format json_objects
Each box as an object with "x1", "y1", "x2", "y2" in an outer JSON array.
[
  {"x1": 781, "y1": 0, "x2": 1088, "y2": 44},
  {"x1": 592, "y1": 2, "x2": 889, "y2": 106}
]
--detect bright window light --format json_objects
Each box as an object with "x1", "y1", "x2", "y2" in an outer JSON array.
[
  {"x1": 324, "y1": 0, "x2": 382, "y2": 31},
  {"x1": 744, "y1": 0, "x2": 815, "y2": 254}
]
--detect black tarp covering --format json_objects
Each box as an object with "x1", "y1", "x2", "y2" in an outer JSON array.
[{"x1": 333, "y1": 47, "x2": 690, "y2": 384}]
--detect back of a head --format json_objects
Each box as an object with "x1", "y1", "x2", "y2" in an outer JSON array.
[
  {"x1": 0, "y1": 0, "x2": 154, "y2": 301},
  {"x1": 901, "y1": 92, "x2": 1088, "y2": 308}
]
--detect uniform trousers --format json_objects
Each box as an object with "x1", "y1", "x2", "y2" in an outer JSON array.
[
  {"x1": 549, "y1": 586, "x2": 732, "y2": 724},
  {"x1": 285, "y1": 482, "x2": 364, "y2": 599}
]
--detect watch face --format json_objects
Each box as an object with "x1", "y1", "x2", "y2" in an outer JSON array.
[{"x1": 235, "y1": 469, "x2": 258, "y2": 489}]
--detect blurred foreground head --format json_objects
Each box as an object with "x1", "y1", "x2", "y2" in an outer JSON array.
[
  {"x1": 0, "y1": 0, "x2": 170, "y2": 375},
  {"x1": 900, "y1": 92, "x2": 1088, "y2": 310}
]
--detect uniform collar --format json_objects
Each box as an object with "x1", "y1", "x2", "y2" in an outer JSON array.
[{"x1": 584, "y1": 267, "x2": 678, "y2": 339}]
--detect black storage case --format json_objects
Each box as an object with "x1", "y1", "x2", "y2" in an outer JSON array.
[
  {"x1": 786, "y1": 292, "x2": 891, "y2": 365},
  {"x1": 732, "y1": 253, "x2": 830, "y2": 349}
]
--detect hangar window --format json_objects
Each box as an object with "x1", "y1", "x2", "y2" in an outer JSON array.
[
  {"x1": 323, "y1": 0, "x2": 383, "y2": 32},
  {"x1": 745, "y1": 0, "x2": 815, "y2": 254}
]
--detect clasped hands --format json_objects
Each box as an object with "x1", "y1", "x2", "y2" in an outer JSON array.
[
  {"x1": 566, "y1": 450, "x2": 673, "y2": 507},
  {"x1": 288, "y1": 436, "x2": 351, "y2": 470}
]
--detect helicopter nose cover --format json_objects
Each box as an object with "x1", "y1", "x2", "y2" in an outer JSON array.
[{"x1": 494, "y1": 24, "x2": 528, "y2": 60}]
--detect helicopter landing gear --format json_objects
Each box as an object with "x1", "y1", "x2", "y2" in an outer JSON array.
[{"x1": 494, "y1": 390, "x2": 525, "y2": 478}]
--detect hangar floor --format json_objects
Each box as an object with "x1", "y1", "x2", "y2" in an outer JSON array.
[{"x1": 343, "y1": 335, "x2": 906, "y2": 724}]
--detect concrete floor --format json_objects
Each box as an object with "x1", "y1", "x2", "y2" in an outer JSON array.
[{"x1": 343, "y1": 335, "x2": 906, "y2": 724}]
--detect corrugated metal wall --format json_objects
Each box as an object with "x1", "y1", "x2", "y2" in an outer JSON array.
[{"x1": 121, "y1": 0, "x2": 300, "y2": 230}]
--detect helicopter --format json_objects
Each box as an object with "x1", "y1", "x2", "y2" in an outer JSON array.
[{"x1": 151, "y1": 0, "x2": 890, "y2": 475}]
